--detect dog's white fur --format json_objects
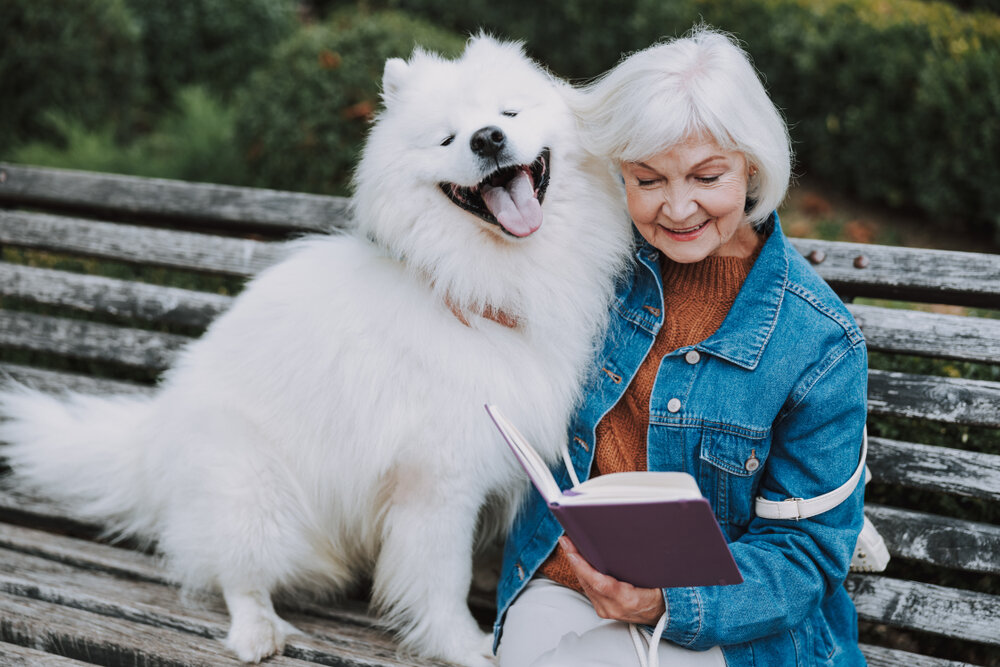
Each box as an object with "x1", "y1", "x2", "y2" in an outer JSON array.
[{"x1": 0, "y1": 38, "x2": 632, "y2": 666}]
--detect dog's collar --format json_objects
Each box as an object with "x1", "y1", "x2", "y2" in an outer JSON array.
[{"x1": 444, "y1": 294, "x2": 520, "y2": 330}]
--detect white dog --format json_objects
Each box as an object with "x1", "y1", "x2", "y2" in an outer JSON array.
[{"x1": 0, "y1": 37, "x2": 631, "y2": 666}]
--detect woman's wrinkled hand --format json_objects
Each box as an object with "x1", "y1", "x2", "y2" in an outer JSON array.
[{"x1": 560, "y1": 536, "x2": 666, "y2": 625}]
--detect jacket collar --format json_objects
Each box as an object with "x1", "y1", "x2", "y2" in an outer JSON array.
[
  {"x1": 696, "y1": 213, "x2": 787, "y2": 370},
  {"x1": 634, "y1": 213, "x2": 788, "y2": 371}
]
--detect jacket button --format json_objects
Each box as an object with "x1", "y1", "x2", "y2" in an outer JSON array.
[
  {"x1": 667, "y1": 398, "x2": 681, "y2": 413},
  {"x1": 684, "y1": 350, "x2": 701, "y2": 364},
  {"x1": 745, "y1": 455, "x2": 760, "y2": 472}
]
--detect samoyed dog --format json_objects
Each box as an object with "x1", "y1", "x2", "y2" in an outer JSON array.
[{"x1": 0, "y1": 37, "x2": 631, "y2": 665}]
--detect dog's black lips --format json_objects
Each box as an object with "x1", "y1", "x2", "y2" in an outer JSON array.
[{"x1": 439, "y1": 148, "x2": 550, "y2": 233}]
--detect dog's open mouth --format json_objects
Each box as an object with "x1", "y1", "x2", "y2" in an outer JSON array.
[{"x1": 439, "y1": 148, "x2": 550, "y2": 238}]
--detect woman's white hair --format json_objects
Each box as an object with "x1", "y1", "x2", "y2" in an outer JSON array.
[{"x1": 574, "y1": 25, "x2": 792, "y2": 227}]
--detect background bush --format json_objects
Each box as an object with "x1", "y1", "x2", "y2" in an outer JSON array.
[
  {"x1": 232, "y1": 10, "x2": 465, "y2": 195},
  {"x1": 10, "y1": 87, "x2": 247, "y2": 186},
  {"x1": 0, "y1": 0, "x2": 144, "y2": 152},
  {"x1": 124, "y1": 0, "x2": 298, "y2": 106}
]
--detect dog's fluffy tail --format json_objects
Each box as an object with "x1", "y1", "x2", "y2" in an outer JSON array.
[{"x1": 0, "y1": 384, "x2": 159, "y2": 539}]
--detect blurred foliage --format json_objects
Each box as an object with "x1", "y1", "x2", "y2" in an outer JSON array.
[
  {"x1": 123, "y1": 0, "x2": 298, "y2": 105},
  {"x1": 232, "y1": 9, "x2": 465, "y2": 195},
  {"x1": 0, "y1": 0, "x2": 144, "y2": 152},
  {"x1": 10, "y1": 87, "x2": 247, "y2": 186}
]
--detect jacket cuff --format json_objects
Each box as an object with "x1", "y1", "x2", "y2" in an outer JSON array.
[{"x1": 660, "y1": 587, "x2": 703, "y2": 647}]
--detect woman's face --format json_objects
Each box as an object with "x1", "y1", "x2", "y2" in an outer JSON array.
[{"x1": 621, "y1": 136, "x2": 757, "y2": 263}]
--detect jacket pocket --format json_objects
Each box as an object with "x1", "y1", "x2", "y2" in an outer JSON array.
[
  {"x1": 698, "y1": 427, "x2": 771, "y2": 528},
  {"x1": 810, "y1": 611, "x2": 838, "y2": 663}
]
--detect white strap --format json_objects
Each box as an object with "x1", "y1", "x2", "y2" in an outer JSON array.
[
  {"x1": 628, "y1": 610, "x2": 668, "y2": 667},
  {"x1": 561, "y1": 442, "x2": 581, "y2": 489},
  {"x1": 754, "y1": 427, "x2": 868, "y2": 521}
]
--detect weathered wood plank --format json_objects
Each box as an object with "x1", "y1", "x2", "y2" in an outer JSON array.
[
  {"x1": 0, "y1": 523, "x2": 164, "y2": 585},
  {"x1": 845, "y1": 574, "x2": 1000, "y2": 645},
  {"x1": 0, "y1": 642, "x2": 95, "y2": 666},
  {"x1": 0, "y1": 162, "x2": 352, "y2": 234},
  {"x1": 0, "y1": 363, "x2": 151, "y2": 396},
  {"x1": 0, "y1": 210, "x2": 284, "y2": 277},
  {"x1": 849, "y1": 303, "x2": 1000, "y2": 364},
  {"x1": 865, "y1": 504, "x2": 1000, "y2": 573},
  {"x1": 868, "y1": 436, "x2": 1000, "y2": 500},
  {"x1": 0, "y1": 264, "x2": 231, "y2": 329},
  {"x1": 0, "y1": 593, "x2": 318, "y2": 666},
  {"x1": 0, "y1": 544, "x2": 449, "y2": 666},
  {"x1": 791, "y1": 238, "x2": 1000, "y2": 308},
  {"x1": 859, "y1": 643, "x2": 974, "y2": 667},
  {"x1": 867, "y1": 368, "x2": 1000, "y2": 428},
  {"x1": 0, "y1": 311, "x2": 188, "y2": 371}
]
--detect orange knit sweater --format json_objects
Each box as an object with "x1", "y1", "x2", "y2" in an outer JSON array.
[{"x1": 538, "y1": 248, "x2": 760, "y2": 592}]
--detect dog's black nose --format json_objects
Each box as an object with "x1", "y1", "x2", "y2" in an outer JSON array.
[{"x1": 470, "y1": 126, "x2": 506, "y2": 158}]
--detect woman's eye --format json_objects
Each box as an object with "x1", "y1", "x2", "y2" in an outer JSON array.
[
  {"x1": 636, "y1": 178, "x2": 659, "y2": 187},
  {"x1": 696, "y1": 175, "x2": 721, "y2": 184},
  {"x1": 502, "y1": 110, "x2": 519, "y2": 117},
  {"x1": 440, "y1": 135, "x2": 455, "y2": 147}
]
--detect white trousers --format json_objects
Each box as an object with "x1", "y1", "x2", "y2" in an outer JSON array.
[{"x1": 498, "y1": 578, "x2": 727, "y2": 667}]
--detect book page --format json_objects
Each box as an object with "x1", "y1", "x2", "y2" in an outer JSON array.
[
  {"x1": 557, "y1": 471, "x2": 701, "y2": 505},
  {"x1": 485, "y1": 404, "x2": 561, "y2": 503}
]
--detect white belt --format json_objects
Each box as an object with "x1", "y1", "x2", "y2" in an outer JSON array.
[{"x1": 754, "y1": 427, "x2": 868, "y2": 521}]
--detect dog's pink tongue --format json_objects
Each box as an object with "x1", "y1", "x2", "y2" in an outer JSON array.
[{"x1": 482, "y1": 170, "x2": 542, "y2": 237}]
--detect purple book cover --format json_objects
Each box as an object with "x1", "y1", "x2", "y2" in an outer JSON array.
[
  {"x1": 550, "y1": 497, "x2": 743, "y2": 589},
  {"x1": 484, "y1": 403, "x2": 742, "y2": 590}
]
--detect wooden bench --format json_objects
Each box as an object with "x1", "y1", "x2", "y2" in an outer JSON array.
[{"x1": 1, "y1": 162, "x2": 998, "y2": 666}]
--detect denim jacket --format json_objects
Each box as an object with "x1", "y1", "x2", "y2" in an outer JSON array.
[{"x1": 495, "y1": 215, "x2": 868, "y2": 666}]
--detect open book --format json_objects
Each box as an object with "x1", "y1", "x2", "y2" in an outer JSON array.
[{"x1": 486, "y1": 404, "x2": 742, "y2": 589}]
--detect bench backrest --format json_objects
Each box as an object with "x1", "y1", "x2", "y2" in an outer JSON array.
[{"x1": 1, "y1": 162, "x2": 998, "y2": 666}]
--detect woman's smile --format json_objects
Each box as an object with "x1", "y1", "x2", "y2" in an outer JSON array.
[{"x1": 661, "y1": 218, "x2": 712, "y2": 240}]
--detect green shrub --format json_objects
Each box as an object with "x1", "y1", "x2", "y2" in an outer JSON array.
[
  {"x1": 232, "y1": 10, "x2": 465, "y2": 195},
  {"x1": 377, "y1": 0, "x2": 642, "y2": 78},
  {"x1": 124, "y1": 0, "x2": 298, "y2": 105},
  {"x1": 0, "y1": 0, "x2": 144, "y2": 151},
  {"x1": 12, "y1": 87, "x2": 247, "y2": 186}
]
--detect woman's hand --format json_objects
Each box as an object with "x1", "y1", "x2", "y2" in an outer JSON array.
[{"x1": 560, "y1": 536, "x2": 666, "y2": 625}]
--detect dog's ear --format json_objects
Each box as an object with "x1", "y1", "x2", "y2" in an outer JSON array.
[{"x1": 382, "y1": 58, "x2": 408, "y2": 104}]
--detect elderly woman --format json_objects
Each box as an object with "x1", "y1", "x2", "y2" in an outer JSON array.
[{"x1": 494, "y1": 27, "x2": 868, "y2": 667}]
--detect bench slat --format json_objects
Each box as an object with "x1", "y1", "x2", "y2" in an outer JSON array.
[
  {"x1": 0, "y1": 363, "x2": 150, "y2": 396},
  {"x1": 868, "y1": 436, "x2": 1000, "y2": 500},
  {"x1": 0, "y1": 210, "x2": 282, "y2": 277},
  {"x1": 0, "y1": 264, "x2": 230, "y2": 329},
  {"x1": 0, "y1": 538, "x2": 446, "y2": 666},
  {"x1": 0, "y1": 311, "x2": 188, "y2": 372},
  {"x1": 867, "y1": 369, "x2": 1000, "y2": 428},
  {"x1": 0, "y1": 162, "x2": 351, "y2": 234},
  {"x1": 0, "y1": 593, "x2": 319, "y2": 666},
  {"x1": 866, "y1": 504, "x2": 1000, "y2": 573},
  {"x1": 849, "y1": 303, "x2": 1000, "y2": 364},
  {"x1": 859, "y1": 644, "x2": 974, "y2": 667},
  {"x1": 0, "y1": 641, "x2": 96, "y2": 666},
  {"x1": 845, "y1": 574, "x2": 1000, "y2": 645},
  {"x1": 790, "y1": 238, "x2": 1000, "y2": 308}
]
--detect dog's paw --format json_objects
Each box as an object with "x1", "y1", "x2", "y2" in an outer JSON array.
[
  {"x1": 445, "y1": 631, "x2": 496, "y2": 667},
  {"x1": 224, "y1": 613, "x2": 301, "y2": 663}
]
